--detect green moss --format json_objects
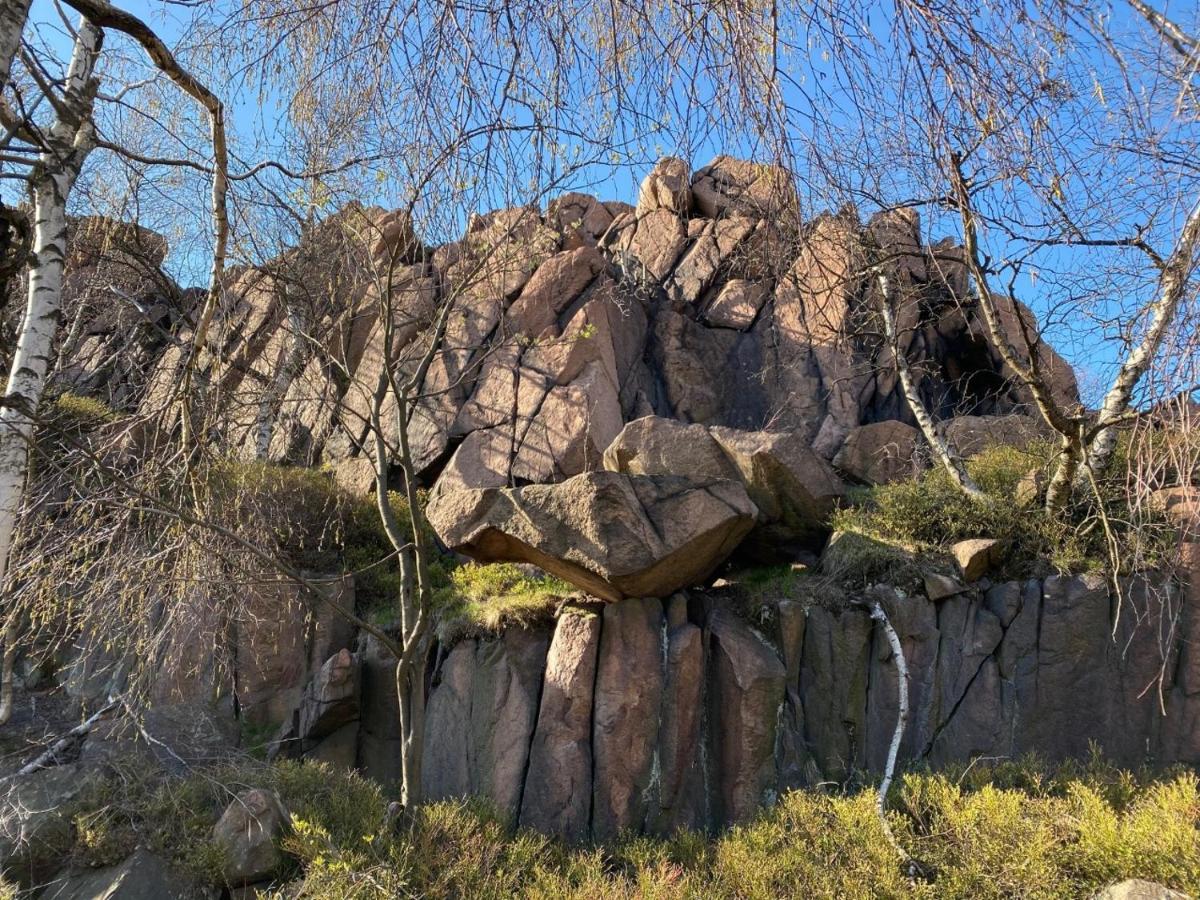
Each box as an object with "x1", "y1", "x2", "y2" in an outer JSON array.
[{"x1": 433, "y1": 562, "x2": 572, "y2": 642}]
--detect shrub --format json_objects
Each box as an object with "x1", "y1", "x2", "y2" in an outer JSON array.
[
  {"x1": 829, "y1": 442, "x2": 1174, "y2": 576},
  {"x1": 59, "y1": 755, "x2": 1200, "y2": 899}
]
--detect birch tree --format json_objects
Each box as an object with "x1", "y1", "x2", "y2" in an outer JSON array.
[{"x1": 0, "y1": 16, "x2": 102, "y2": 723}]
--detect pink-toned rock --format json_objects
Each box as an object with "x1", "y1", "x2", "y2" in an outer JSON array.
[
  {"x1": 507, "y1": 245, "x2": 606, "y2": 337},
  {"x1": 592, "y1": 598, "x2": 665, "y2": 839},
  {"x1": 702, "y1": 279, "x2": 769, "y2": 330},
  {"x1": 619, "y1": 207, "x2": 689, "y2": 281},
  {"x1": 636, "y1": 157, "x2": 692, "y2": 216},
  {"x1": 519, "y1": 608, "x2": 601, "y2": 842},
  {"x1": 212, "y1": 789, "x2": 289, "y2": 885},
  {"x1": 668, "y1": 218, "x2": 754, "y2": 307},
  {"x1": 511, "y1": 360, "x2": 623, "y2": 483},
  {"x1": 547, "y1": 192, "x2": 615, "y2": 248},
  {"x1": 953, "y1": 538, "x2": 1005, "y2": 581},
  {"x1": 690, "y1": 155, "x2": 796, "y2": 219},
  {"x1": 426, "y1": 471, "x2": 757, "y2": 601},
  {"x1": 833, "y1": 420, "x2": 922, "y2": 485}
]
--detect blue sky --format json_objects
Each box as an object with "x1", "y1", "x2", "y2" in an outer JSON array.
[{"x1": 13, "y1": 0, "x2": 1199, "y2": 406}]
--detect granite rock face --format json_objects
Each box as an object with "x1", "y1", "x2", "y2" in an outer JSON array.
[
  {"x1": 71, "y1": 157, "x2": 1077, "y2": 506},
  {"x1": 411, "y1": 571, "x2": 1197, "y2": 841}
]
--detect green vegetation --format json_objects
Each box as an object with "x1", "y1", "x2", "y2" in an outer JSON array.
[
  {"x1": 194, "y1": 460, "x2": 563, "y2": 636},
  {"x1": 830, "y1": 443, "x2": 1175, "y2": 577},
  {"x1": 58, "y1": 754, "x2": 1200, "y2": 898},
  {"x1": 433, "y1": 562, "x2": 572, "y2": 642}
]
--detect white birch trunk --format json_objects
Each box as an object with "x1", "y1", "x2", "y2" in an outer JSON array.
[
  {"x1": 1085, "y1": 195, "x2": 1200, "y2": 476},
  {"x1": 0, "y1": 0, "x2": 32, "y2": 92},
  {"x1": 874, "y1": 269, "x2": 984, "y2": 498},
  {"x1": 0, "y1": 19, "x2": 100, "y2": 723}
]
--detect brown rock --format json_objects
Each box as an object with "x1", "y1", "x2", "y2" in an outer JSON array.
[
  {"x1": 690, "y1": 156, "x2": 796, "y2": 219},
  {"x1": 604, "y1": 416, "x2": 844, "y2": 550},
  {"x1": 507, "y1": 245, "x2": 605, "y2": 337},
  {"x1": 469, "y1": 626, "x2": 551, "y2": 823},
  {"x1": 832, "y1": 420, "x2": 921, "y2": 485},
  {"x1": 636, "y1": 157, "x2": 692, "y2": 215},
  {"x1": 708, "y1": 610, "x2": 786, "y2": 824},
  {"x1": 702, "y1": 279, "x2": 769, "y2": 330},
  {"x1": 952, "y1": 538, "x2": 1005, "y2": 581},
  {"x1": 924, "y1": 572, "x2": 965, "y2": 602},
  {"x1": 620, "y1": 207, "x2": 688, "y2": 281},
  {"x1": 421, "y1": 639, "x2": 476, "y2": 800},
  {"x1": 866, "y1": 208, "x2": 925, "y2": 281},
  {"x1": 519, "y1": 608, "x2": 602, "y2": 842},
  {"x1": 708, "y1": 425, "x2": 845, "y2": 547},
  {"x1": 426, "y1": 471, "x2": 757, "y2": 601},
  {"x1": 511, "y1": 360, "x2": 624, "y2": 483},
  {"x1": 943, "y1": 414, "x2": 1044, "y2": 457},
  {"x1": 668, "y1": 218, "x2": 754, "y2": 307},
  {"x1": 234, "y1": 574, "x2": 355, "y2": 728},
  {"x1": 297, "y1": 648, "x2": 360, "y2": 742},
  {"x1": 592, "y1": 598, "x2": 666, "y2": 840},
  {"x1": 212, "y1": 789, "x2": 289, "y2": 885},
  {"x1": 648, "y1": 619, "x2": 705, "y2": 834},
  {"x1": 547, "y1": 192, "x2": 615, "y2": 248},
  {"x1": 602, "y1": 416, "x2": 738, "y2": 482}
]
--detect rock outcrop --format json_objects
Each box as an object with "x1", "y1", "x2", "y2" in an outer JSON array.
[
  {"x1": 411, "y1": 570, "x2": 1197, "y2": 840},
  {"x1": 62, "y1": 157, "x2": 1079, "y2": 513},
  {"x1": 426, "y1": 471, "x2": 757, "y2": 601}
]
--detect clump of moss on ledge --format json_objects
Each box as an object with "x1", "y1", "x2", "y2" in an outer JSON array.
[
  {"x1": 830, "y1": 442, "x2": 1175, "y2": 578},
  {"x1": 58, "y1": 753, "x2": 1200, "y2": 899},
  {"x1": 433, "y1": 562, "x2": 572, "y2": 643}
]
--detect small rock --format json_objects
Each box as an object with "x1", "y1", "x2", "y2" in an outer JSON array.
[
  {"x1": 924, "y1": 572, "x2": 965, "y2": 602},
  {"x1": 212, "y1": 789, "x2": 289, "y2": 885},
  {"x1": 1014, "y1": 468, "x2": 1044, "y2": 508},
  {"x1": 1092, "y1": 879, "x2": 1191, "y2": 900},
  {"x1": 952, "y1": 538, "x2": 1004, "y2": 581}
]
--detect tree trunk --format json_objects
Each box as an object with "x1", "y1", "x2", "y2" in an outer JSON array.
[
  {"x1": 0, "y1": 18, "x2": 100, "y2": 723},
  {"x1": 0, "y1": 0, "x2": 32, "y2": 92},
  {"x1": 1084, "y1": 196, "x2": 1200, "y2": 478},
  {"x1": 873, "y1": 268, "x2": 983, "y2": 498}
]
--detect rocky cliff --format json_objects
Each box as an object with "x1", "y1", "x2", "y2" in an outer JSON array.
[{"x1": 44, "y1": 157, "x2": 1198, "y2": 843}]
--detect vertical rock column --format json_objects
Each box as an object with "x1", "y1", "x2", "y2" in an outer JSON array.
[
  {"x1": 519, "y1": 607, "x2": 602, "y2": 842},
  {"x1": 591, "y1": 598, "x2": 665, "y2": 840}
]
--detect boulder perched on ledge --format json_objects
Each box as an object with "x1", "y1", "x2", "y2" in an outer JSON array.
[
  {"x1": 426, "y1": 471, "x2": 757, "y2": 601},
  {"x1": 602, "y1": 416, "x2": 844, "y2": 553}
]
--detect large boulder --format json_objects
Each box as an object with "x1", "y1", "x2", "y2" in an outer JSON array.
[
  {"x1": 426, "y1": 471, "x2": 757, "y2": 601},
  {"x1": 43, "y1": 848, "x2": 204, "y2": 900},
  {"x1": 603, "y1": 416, "x2": 844, "y2": 552},
  {"x1": 636, "y1": 157, "x2": 691, "y2": 216},
  {"x1": 0, "y1": 765, "x2": 91, "y2": 883},
  {"x1": 690, "y1": 156, "x2": 796, "y2": 219},
  {"x1": 212, "y1": 789, "x2": 289, "y2": 885}
]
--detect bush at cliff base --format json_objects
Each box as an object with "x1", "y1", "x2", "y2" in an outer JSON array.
[{"x1": 55, "y1": 753, "x2": 1200, "y2": 899}]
